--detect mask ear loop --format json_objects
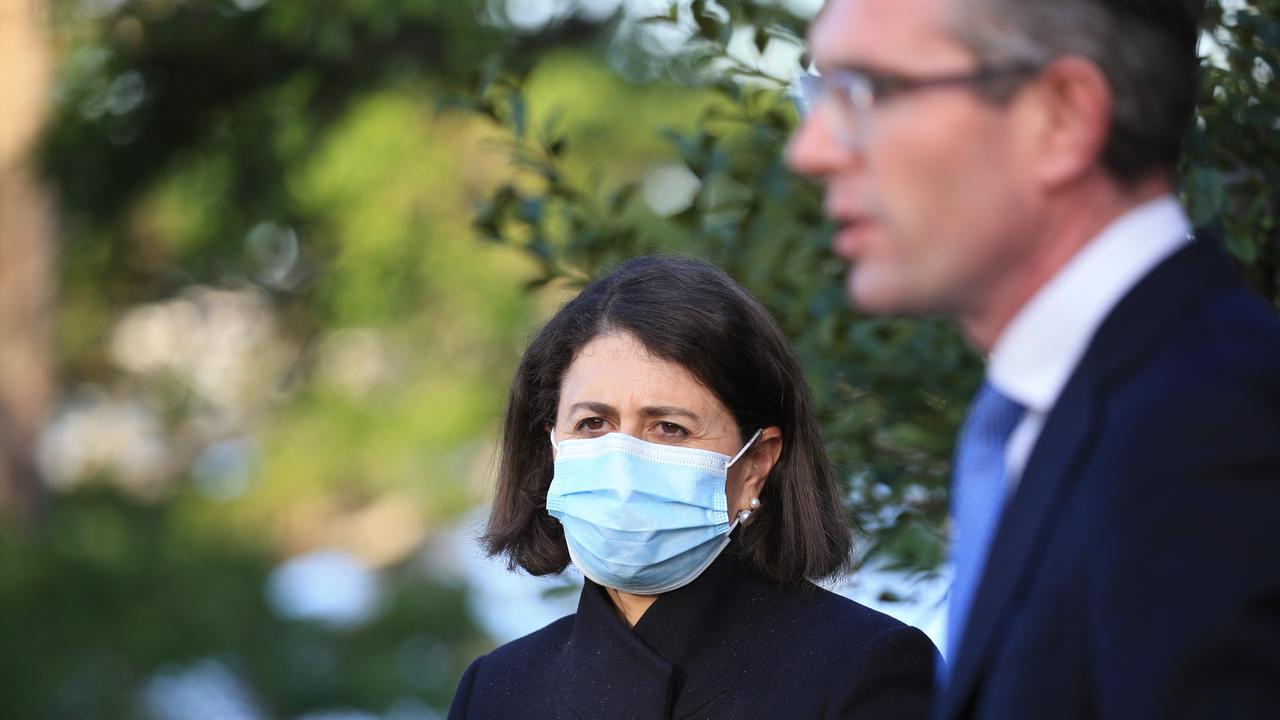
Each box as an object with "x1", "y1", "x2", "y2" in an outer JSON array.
[
  {"x1": 548, "y1": 427, "x2": 559, "y2": 452},
  {"x1": 728, "y1": 428, "x2": 765, "y2": 527},
  {"x1": 725, "y1": 428, "x2": 764, "y2": 468}
]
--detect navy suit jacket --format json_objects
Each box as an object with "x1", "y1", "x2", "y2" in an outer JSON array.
[
  {"x1": 449, "y1": 547, "x2": 939, "y2": 719},
  {"x1": 939, "y1": 237, "x2": 1280, "y2": 719}
]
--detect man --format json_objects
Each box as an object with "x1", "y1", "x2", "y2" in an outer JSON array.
[{"x1": 787, "y1": 0, "x2": 1280, "y2": 717}]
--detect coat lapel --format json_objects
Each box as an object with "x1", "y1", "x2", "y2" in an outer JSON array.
[
  {"x1": 943, "y1": 237, "x2": 1241, "y2": 717},
  {"x1": 558, "y1": 546, "x2": 756, "y2": 720},
  {"x1": 631, "y1": 549, "x2": 749, "y2": 718},
  {"x1": 559, "y1": 580, "x2": 677, "y2": 720}
]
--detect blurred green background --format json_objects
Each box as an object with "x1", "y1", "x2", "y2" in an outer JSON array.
[{"x1": 1, "y1": 0, "x2": 1276, "y2": 717}]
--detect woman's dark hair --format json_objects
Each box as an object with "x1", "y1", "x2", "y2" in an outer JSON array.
[{"x1": 484, "y1": 255, "x2": 852, "y2": 584}]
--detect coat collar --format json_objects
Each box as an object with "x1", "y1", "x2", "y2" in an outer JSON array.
[
  {"x1": 942, "y1": 237, "x2": 1242, "y2": 717},
  {"x1": 558, "y1": 543, "x2": 772, "y2": 720}
]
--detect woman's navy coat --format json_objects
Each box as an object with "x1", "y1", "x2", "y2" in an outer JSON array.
[{"x1": 448, "y1": 548, "x2": 939, "y2": 719}]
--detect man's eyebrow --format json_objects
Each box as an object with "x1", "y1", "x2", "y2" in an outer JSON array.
[
  {"x1": 813, "y1": 61, "x2": 890, "y2": 76},
  {"x1": 639, "y1": 406, "x2": 702, "y2": 422}
]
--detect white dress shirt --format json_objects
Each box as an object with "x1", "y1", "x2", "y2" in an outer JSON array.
[{"x1": 987, "y1": 194, "x2": 1193, "y2": 486}]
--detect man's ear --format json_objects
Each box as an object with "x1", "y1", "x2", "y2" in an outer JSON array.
[{"x1": 1017, "y1": 56, "x2": 1113, "y2": 189}]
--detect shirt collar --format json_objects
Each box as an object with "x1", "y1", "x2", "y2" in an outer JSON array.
[{"x1": 988, "y1": 194, "x2": 1192, "y2": 413}]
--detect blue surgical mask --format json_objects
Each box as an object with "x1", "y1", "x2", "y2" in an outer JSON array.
[{"x1": 546, "y1": 428, "x2": 762, "y2": 595}]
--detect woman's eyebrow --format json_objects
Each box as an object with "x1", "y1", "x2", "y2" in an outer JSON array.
[
  {"x1": 566, "y1": 401, "x2": 616, "y2": 416},
  {"x1": 639, "y1": 406, "x2": 701, "y2": 422}
]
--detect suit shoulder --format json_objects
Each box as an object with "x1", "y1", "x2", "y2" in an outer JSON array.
[
  {"x1": 1162, "y1": 283, "x2": 1280, "y2": 386},
  {"x1": 1107, "y1": 285, "x2": 1280, "y2": 432},
  {"x1": 1080, "y1": 283, "x2": 1280, "y2": 520}
]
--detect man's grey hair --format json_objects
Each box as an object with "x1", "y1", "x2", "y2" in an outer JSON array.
[{"x1": 945, "y1": 0, "x2": 1205, "y2": 184}]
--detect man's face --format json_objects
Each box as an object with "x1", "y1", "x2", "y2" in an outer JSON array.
[{"x1": 787, "y1": 0, "x2": 1037, "y2": 320}]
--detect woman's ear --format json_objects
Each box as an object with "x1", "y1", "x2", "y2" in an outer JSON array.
[
  {"x1": 545, "y1": 421, "x2": 560, "y2": 456},
  {"x1": 733, "y1": 426, "x2": 783, "y2": 511}
]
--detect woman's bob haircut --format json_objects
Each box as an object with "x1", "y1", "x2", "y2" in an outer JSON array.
[{"x1": 484, "y1": 255, "x2": 852, "y2": 584}]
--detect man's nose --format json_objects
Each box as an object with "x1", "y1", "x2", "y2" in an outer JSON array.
[{"x1": 785, "y1": 106, "x2": 856, "y2": 180}]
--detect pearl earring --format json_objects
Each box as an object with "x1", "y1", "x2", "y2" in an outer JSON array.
[{"x1": 737, "y1": 497, "x2": 762, "y2": 525}]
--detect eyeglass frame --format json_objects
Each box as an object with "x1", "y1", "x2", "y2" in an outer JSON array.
[{"x1": 792, "y1": 63, "x2": 1042, "y2": 149}]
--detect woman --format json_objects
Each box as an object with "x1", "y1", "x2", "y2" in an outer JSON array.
[{"x1": 449, "y1": 256, "x2": 939, "y2": 719}]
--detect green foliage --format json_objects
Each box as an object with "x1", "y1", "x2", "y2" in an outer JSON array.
[
  {"x1": 1186, "y1": 0, "x2": 1280, "y2": 303},
  {"x1": 468, "y1": 7, "x2": 971, "y2": 576},
  {"x1": 0, "y1": 488, "x2": 478, "y2": 718},
  {"x1": 25, "y1": 0, "x2": 1280, "y2": 715},
  {"x1": 43, "y1": 0, "x2": 605, "y2": 306},
  {"x1": 470, "y1": 0, "x2": 1280, "y2": 577},
  {"x1": 31, "y1": 1, "x2": 628, "y2": 716}
]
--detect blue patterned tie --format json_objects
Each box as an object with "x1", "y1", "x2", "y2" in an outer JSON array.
[{"x1": 946, "y1": 381, "x2": 1026, "y2": 664}]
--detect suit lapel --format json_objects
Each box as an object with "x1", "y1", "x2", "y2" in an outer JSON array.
[
  {"x1": 944, "y1": 362, "x2": 1101, "y2": 712},
  {"x1": 943, "y1": 237, "x2": 1241, "y2": 717}
]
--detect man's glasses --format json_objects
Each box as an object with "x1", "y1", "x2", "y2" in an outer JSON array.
[{"x1": 792, "y1": 65, "x2": 1040, "y2": 149}]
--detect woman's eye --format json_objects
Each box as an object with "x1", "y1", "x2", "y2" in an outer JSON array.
[
  {"x1": 575, "y1": 417, "x2": 606, "y2": 432},
  {"x1": 657, "y1": 422, "x2": 688, "y2": 437}
]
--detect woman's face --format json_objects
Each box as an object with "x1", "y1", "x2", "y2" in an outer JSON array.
[{"x1": 553, "y1": 332, "x2": 780, "y2": 516}]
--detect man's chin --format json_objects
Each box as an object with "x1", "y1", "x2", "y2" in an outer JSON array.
[{"x1": 846, "y1": 270, "x2": 905, "y2": 316}]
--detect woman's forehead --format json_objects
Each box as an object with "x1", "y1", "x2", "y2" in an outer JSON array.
[{"x1": 558, "y1": 333, "x2": 730, "y2": 420}]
